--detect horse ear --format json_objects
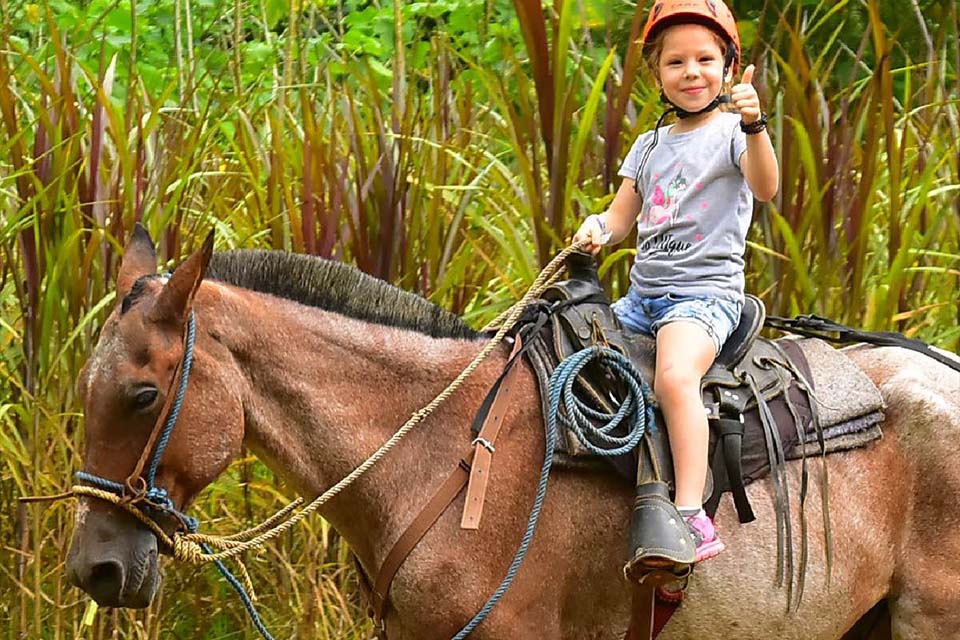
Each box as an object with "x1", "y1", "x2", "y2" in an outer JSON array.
[
  {"x1": 117, "y1": 223, "x2": 158, "y2": 299},
  {"x1": 149, "y1": 229, "x2": 215, "y2": 327}
]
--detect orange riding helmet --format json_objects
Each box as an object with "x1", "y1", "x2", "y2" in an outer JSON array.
[{"x1": 641, "y1": 0, "x2": 741, "y2": 75}]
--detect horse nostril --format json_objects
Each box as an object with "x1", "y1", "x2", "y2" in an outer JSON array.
[
  {"x1": 90, "y1": 560, "x2": 122, "y2": 585},
  {"x1": 84, "y1": 560, "x2": 126, "y2": 605}
]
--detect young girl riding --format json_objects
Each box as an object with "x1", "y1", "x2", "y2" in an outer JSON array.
[{"x1": 573, "y1": 0, "x2": 779, "y2": 565}]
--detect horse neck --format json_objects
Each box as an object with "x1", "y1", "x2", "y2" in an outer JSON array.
[{"x1": 209, "y1": 284, "x2": 496, "y2": 565}]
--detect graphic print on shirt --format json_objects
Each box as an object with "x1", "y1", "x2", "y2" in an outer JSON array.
[
  {"x1": 644, "y1": 169, "x2": 688, "y2": 226},
  {"x1": 638, "y1": 169, "x2": 693, "y2": 257}
]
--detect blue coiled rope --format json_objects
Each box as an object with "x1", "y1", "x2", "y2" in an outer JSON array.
[
  {"x1": 453, "y1": 345, "x2": 655, "y2": 637},
  {"x1": 555, "y1": 346, "x2": 657, "y2": 454}
]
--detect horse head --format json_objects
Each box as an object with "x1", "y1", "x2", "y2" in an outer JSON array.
[{"x1": 66, "y1": 225, "x2": 243, "y2": 608}]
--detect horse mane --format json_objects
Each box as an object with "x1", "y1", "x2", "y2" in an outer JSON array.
[{"x1": 204, "y1": 250, "x2": 479, "y2": 340}]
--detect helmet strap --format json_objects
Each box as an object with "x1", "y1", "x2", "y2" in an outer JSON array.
[
  {"x1": 634, "y1": 89, "x2": 731, "y2": 192},
  {"x1": 659, "y1": 90, "x2": 730, "y2": 119}
]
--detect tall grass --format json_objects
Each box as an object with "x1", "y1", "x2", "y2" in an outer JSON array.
[{"x1": 1, "y1": 0, "x2": 957, "y2": 637}]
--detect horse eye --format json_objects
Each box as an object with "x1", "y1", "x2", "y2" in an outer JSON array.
[{"x1": 133, "y1": 388, "x2": 158, "y2": 411}]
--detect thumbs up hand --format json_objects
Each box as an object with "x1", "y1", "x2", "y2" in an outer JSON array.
[{"x1": 731, "y1": 64, "x2": 761, "y2": 124}]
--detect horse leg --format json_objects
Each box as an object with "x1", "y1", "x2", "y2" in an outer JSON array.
[
  {"x1": 887, "y1": 542, "x2": 960, "y2": 639},
  {"x1": 887, "y1": 565, "x2": 960, "y2": 639},
  {"x1": 888, "y1": 429, "x2": 960, "y2": 638}
]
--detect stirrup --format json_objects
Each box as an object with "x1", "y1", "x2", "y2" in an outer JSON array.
[{"x1": 623, "y1": 481, "x2": 696, "y2": 581}]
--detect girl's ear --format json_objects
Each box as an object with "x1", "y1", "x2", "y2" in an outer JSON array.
[{"x1": 724, "y1": 68, "x2": 733, "y2": 83}]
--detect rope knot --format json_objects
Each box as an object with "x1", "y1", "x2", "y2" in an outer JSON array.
[
  {"x1": 145, "y1": 486, "x2": 174, "y2": 510},
  {"x1": 174, "y1": 537, "x2": 206, "y2": 564}
]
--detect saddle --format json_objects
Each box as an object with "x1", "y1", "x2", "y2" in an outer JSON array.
[
  {"x1": 518, "y1": 252, "x2": 885, "y2": 629},
  {"x1": 358, "y1": 252, "x2": 886, "y2": 640},
  {"x1": 527, "y1": 252, "x2": 810, "y2": 522}
]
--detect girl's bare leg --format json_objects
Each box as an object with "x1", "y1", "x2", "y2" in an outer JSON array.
[{"x1": 654, "y1": 321, "x2": 717, "y2": 508}]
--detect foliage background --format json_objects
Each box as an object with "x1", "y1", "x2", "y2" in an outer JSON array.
[{"x1": 1, "y1": 0, "x2": 957, "y2": 637}]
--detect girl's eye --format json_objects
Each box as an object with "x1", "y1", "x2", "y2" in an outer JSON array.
[{"x1": 133, "y1": 388, "x2": 158, "y2": 411}]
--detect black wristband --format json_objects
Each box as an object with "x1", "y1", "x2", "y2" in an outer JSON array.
[{"x1": 741, "y1": 113, "x2": 768, "y2": 135}]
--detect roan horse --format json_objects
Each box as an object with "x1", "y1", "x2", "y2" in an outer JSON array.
[{"x1": 66, "y1": 227, "x2": 960, "y2": 639}]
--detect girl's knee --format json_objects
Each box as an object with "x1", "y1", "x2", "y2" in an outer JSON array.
[{"x1": 654, "y1": 365, "x2": 701, "y2": 401}]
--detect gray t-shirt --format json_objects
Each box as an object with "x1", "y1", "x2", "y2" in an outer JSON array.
[{"x1": 618, "y1": 112, "x2": 752, "y2": 302}]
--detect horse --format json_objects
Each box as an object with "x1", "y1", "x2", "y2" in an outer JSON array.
[{"x1": 65, "y1": 227, "x2": 960, "y2": 639}]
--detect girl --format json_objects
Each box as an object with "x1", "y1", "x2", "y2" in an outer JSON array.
[{"x1": 573, "y1": 0, "x2": 779, "y2": 565}]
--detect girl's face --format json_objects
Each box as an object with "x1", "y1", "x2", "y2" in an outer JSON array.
[{"x1": 656, "y1": 23, "x2": 730, "y2": 113}]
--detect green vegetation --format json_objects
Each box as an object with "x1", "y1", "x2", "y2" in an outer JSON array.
[{"x1": 1, "y1": 0, "x2": 957, "y2": 637}]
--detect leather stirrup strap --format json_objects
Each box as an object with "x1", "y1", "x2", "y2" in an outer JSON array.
[
  {"x1": 624, "y1": 570, "x2": 682, "y2": 640},
  {"x1": 461, "y1": 336, "x2": 525, "y2": 529},
  {"x1": 368, "y1": 336, "x2": 526, "y2": 630},
  {"x1": 370, "y1": 461, "x2": 470, "y2": 626},
  {"x1": 703, "y1": 416, "x2": 756, "y2": 523}
]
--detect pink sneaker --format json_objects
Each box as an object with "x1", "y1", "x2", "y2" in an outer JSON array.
[{"x1": 685, "y1": 511, "x2": 725, "y2": 562}]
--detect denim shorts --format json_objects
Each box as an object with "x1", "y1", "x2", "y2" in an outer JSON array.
[{"x1": 611, "y1": 290, "x2": 743, "y2": 354}]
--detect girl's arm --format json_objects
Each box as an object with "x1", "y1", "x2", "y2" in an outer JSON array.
[
  {"x1": 740, "y1": 131, "x2": 779, "y2": 202},
  {"x1": 732, "y1": 65, "x2": 779, "y2": 202},
  {"x1": 573, "y1": 179, "x2": 643, "y2": 254}
]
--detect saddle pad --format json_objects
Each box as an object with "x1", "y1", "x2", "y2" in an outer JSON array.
[
  {"x1": 790, "y1": 337, "x2": 885, "y2": 429},
  {"x1": 711, "y1": 338, "x2": 884, "y2": 497}
]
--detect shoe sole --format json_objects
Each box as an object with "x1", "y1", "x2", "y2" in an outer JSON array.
[{"x1": 693, "y1": 538, "x2": 725, "y2": 563}]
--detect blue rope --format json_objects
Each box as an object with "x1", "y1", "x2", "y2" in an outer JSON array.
[
  {"x1": 556, "y1": 346, "x2": 656, "y2": 456},
  {"x1": 147, "y1": 313, "x2": 196, "y2": 486},
  {"x1": 451, "y1": 356, "x2": 559, "y2": 639},
  {"x1": 453, "y1": 346, "x2": 653, "y2": 637},
  {"x1": 195, "y1": 531, "x2": 275, "y2": 640},
  {"x1": 74, "y1": 472, "x2": 125, "y2": 495}
]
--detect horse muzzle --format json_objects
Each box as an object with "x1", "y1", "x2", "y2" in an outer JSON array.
[{"x1": 66, "y1": 507, "x2": 161, "y2": 608}]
